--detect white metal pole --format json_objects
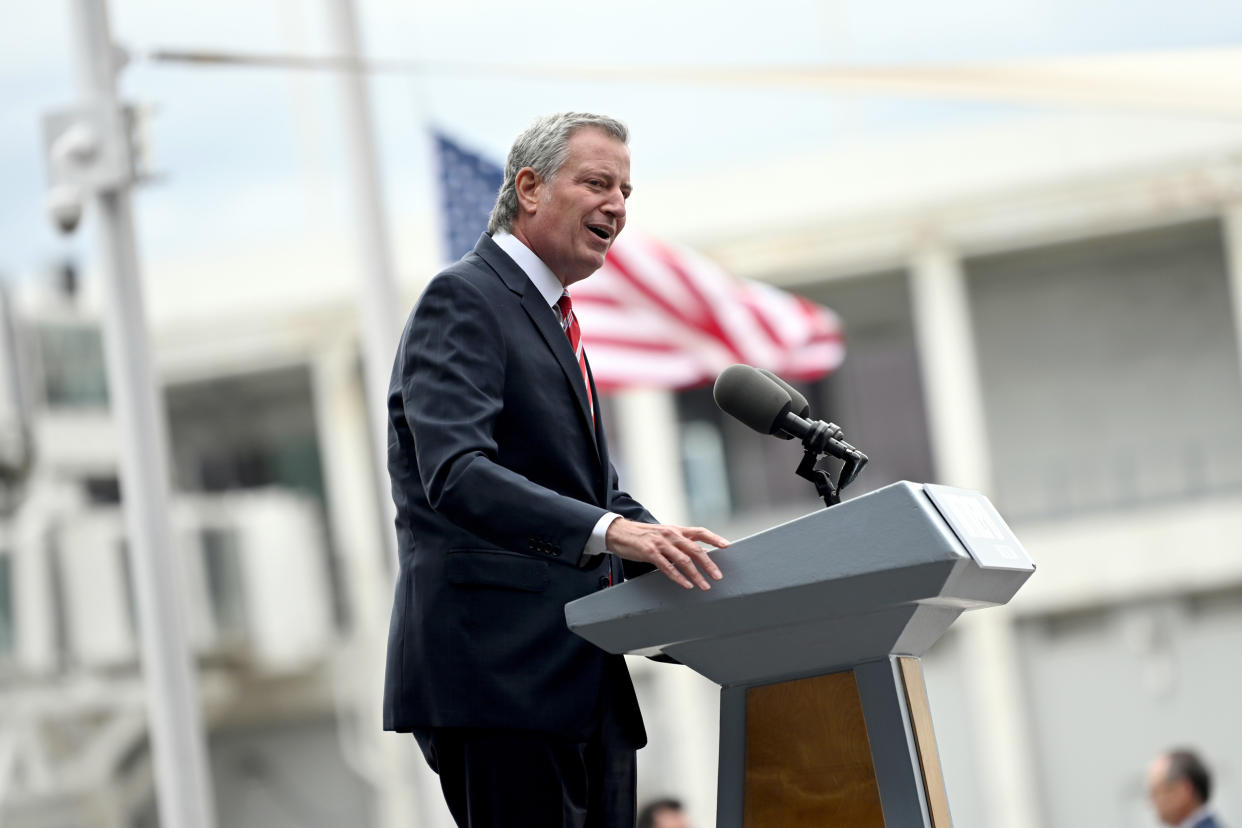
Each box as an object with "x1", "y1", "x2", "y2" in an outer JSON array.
[
  {"x1": 324, "y1": 0, "x2": 401, "y2": 571},
  {"x1": 66, "y1": 2, "x2": 216, "y2": 826}
]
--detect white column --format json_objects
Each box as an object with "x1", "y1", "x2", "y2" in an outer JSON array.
[
  {"x1": 907, "y1": 239, "x2": 991, "y2": 492},
  {"x1": 663, "y1": 669, "x2": 720, "y2": 826},
  {"x1": 1221, "y1": 201, "x2": 1242, "y2": 392},
  {"x1": 908, "y1": 238, "x2": 1044, "y2": 828},
  {"x1": 612, "y1": 388, "x2": 688, "y2": 524}
]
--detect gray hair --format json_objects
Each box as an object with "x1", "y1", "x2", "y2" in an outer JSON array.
[
  {"x1": 487, "y1": 112, "x2": 628, "y2": 235},
  {"x1": 1165, "y1": 749, "x2": 1212, "y2": 804}
]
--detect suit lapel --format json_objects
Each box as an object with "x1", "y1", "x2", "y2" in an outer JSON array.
[{"x1": 475, "y1": 235, "x2": 602, "y2": 459}]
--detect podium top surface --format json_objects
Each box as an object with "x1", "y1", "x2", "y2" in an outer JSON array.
[{"x1": 565, "y1": 482, "x2": 1034, "y2": 686}]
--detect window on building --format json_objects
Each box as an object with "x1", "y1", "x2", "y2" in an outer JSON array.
[
  {"x1": 36, "y1": 323, "x2": 108, "y2": 408},
  {"x1": 201, "y1": 526, "x2": 246, "y2": 638},
  {"x1": 84, "y1": 475, "x2": 121, "y2": 504},
  {"x1": 804, "y1": 273, "x2": 936, "y2": 495},
  {"x1": 676, "y1": 382, "x2": 820, "y2": 527},
  {"x1": 165, "y1": 367, "x2": 326, "y2": 500},
  {"x1": 967, "y1": 220, "x2": 1242, "y2": 520},
  {"x1": 673, "y1": 271, "x2": 934, "y2": 528}
]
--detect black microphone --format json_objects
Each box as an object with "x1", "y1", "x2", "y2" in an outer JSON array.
[
  {"x1": 757, "y1": 368, "x2": 808, "y2": 440},
  {"x1": 712, "y1": 364, "x2": 793, "y2": 435},
  {"x1": 712, "y1": 364, "x2": 857, "y2": 461}
]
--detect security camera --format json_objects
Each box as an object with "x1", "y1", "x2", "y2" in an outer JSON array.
[{"x1": 45, "y1": 186, "x2": 83, "y2": 235}]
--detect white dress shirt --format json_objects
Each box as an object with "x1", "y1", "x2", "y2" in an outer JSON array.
[{"x1": 491, "y1": 232, "x2": 621, "y2": 560}]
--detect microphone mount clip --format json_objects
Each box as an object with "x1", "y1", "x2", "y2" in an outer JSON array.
[{"x1": 794, "y1": 420, "x2": 868, "y2": 507}]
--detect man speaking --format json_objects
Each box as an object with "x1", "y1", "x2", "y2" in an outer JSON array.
[{"x1": 383, "y1": 112, "x2": 728, "y2": 828}]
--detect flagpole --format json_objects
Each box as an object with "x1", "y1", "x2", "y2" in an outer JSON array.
[
  {"x1": 324, "y1": 0, "x2": 400, "y2": 572},
  {"x1": 321, "y1": 3, "x2": 451, "y2": 827}
]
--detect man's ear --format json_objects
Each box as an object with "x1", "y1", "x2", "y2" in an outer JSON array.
[{"x1": 515, "y1": 167, "x2": 542, "y2": 215}]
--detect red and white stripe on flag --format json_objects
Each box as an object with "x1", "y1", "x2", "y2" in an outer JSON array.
[{"x1": 571, "y1": 231, "x2": 845, "y2": 391}]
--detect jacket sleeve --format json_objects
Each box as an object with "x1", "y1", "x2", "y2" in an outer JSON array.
[
  {"x1": 605, "y1": 460, "x2": 656, "y2": 525},
  {"x1": 399, "y1": 271, "x2": 606, "y2": 565},
  {"x1": 601, "y1": 460, "x2": 660, "y2": 580}
]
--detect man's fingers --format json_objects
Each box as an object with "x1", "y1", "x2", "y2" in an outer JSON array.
[
  {"x1": 666, "y1": 549, "x2": 712, "y2": 590},
  {"x1": 654, "y1": 553, "x2": 695, "y2": 589},
  {"x1": 670, "y1": 529, "x2": 725, "y2": 581},
  {"x1": 687, "y1": 545, "x2": 724, "y2": 581},
  {"x1": 680, "y1": 526, "x2": 730, "y2": 549}
]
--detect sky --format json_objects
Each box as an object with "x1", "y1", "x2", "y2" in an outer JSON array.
[{"x1": 3, "y1": 0, "x2": 1242, "y2": 285}]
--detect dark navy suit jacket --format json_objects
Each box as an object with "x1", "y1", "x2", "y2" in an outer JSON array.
[{"x1": 383, "y1": 234, "x2": 654, "y2": 744}]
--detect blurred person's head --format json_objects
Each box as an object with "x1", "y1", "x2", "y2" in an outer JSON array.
[
  {"x1": 1147, "y1": 748, "x2": 1212, "y2": 825},
  {"x1": 488, "y1": 112, "x2": 630, "y2": 286},
  {"x1": 637, "y1": 797, "x2": 691, "y2": 828}
]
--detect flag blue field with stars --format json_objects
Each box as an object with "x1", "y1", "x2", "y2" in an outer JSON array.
[{"x1": 434, "y1": 131, "x2": 505, "y2": 262}]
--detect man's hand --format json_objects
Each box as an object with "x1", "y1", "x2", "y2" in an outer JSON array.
[{"x1": 605, "y1": 518, "x2": 728, "y2": 590}]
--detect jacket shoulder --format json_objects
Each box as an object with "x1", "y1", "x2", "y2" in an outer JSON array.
[{"x1": 429, "y1": 247, "x2": 515, "y2": 297}]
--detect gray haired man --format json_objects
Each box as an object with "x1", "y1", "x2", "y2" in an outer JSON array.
[
  {"x1": 1147, "y1": 748, "x2": 1227, "y2": 828},
  {"x1": 382, "y1": 112, "x2": 726, "y2": 828}
]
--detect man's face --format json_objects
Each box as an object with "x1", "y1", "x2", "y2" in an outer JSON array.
[
  {"x1": 1147, "y1": 756, "x2": 1195, "y2": 826},
  {"x1": 513, "y1": 126, "x2": 631, "y2": 286}
]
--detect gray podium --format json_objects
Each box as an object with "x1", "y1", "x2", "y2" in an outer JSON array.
[{"x1": 565, "y1": 481, "x2": 1035, "y2": 828}]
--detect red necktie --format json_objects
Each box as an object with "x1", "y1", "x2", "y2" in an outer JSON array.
[
  {"x1": 557, "y1": 292, "x2": 594, "y2": 425},
  {"x1": 559, "y1": 292, "x2": 609, "y2": 584}
]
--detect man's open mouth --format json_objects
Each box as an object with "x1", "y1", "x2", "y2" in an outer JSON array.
[{"x1": 587, "y1": 225, "x2": 612, "y2": 241}]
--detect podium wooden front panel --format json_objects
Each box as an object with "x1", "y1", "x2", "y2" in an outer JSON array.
[{"x1": 743, "y1": 671, "x2": 885, "y2": 827}]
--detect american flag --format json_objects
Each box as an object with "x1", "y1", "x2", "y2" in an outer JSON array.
[
  {"x1": 433, "y1": 129, "x2": 844, "y2": 390},
  {"x1": 434, "y1": 130, "x2": 505, "y2": 262}
]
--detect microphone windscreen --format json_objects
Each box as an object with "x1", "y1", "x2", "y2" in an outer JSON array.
[
  {"x1": 758, "y1": 369, "x2": 810, "y2": 418},
  {"x1": 713, "y1": 364, "x2": 792, "y2": 435}
]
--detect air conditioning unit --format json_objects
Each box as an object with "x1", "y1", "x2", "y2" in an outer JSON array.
[
  {"x1": 58, "y1": 489, "x2": 334, "y2": 673},
  {"x1": 58, "y1": 509, "x2": 137, "y2": 668},
  {"x1": 186, "y1": 489, "x2": 335, "y2": 674},
  {"x1": 8, "y1": 524, "x2": 61, "y2": 676}
]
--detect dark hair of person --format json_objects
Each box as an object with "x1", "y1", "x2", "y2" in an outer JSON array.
[
  {"x1": 1166, "y1": 748, "x2": 1212, "y2": 804},
  {"x1": 637, "y1": 797, "x2": 684, "y2": 828}
]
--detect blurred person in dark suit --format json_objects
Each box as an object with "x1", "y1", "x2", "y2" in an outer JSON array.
[
  {"x1": 1147, "y1": 748, "x2": 1227, "y2": 828},
  {"x1": 382, "y1": 111, "x2": 727, "y2": 828},
  {"x1": 637, "y1": 797, "x2": 692, "y2": 828}
]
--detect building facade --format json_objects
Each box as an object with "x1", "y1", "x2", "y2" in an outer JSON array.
[{"x1": 2, "y1": 112, "x2": 1241, "y2": 827}]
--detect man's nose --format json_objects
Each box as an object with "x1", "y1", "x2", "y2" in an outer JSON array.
[{"x1": 603, "y1": 187, "x2": 626, "y2": 219}]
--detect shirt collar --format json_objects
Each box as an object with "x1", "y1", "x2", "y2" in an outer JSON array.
[{"x1": 491, "y1": 232, "x2": 564, "y2": 308}]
